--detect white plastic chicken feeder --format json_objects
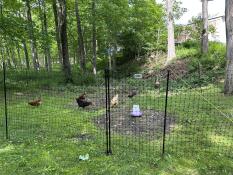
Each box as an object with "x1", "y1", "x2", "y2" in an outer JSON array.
[{"x1": 131, "y1": 105, "x2": 142, "y2": 117}]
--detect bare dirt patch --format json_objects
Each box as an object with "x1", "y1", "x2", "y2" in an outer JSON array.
[{"x1": 94, "y1": 109, "x2": 176, "y2": 138}]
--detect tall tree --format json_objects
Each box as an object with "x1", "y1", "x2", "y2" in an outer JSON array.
[
  {"x1": 22, "y1": 40, "x2": 30, "y2": 69},
  {"x1": 10, "y1": 46, "x2": 17, "y2": 68},
  {"x1": 57, "y1": 0, "x2": 72, "y2": 82},
  {"x1": 25, "y1": 0, "x2": 40, "y2": 70},
  {"x1": 52, "y1": 0, "x2": 63, "y2": 64},
  {"x1": 92, "y1": 0, "x2": 97, "y2": 75},
  {"x1": 0, "y1": 0, "x2": 2, "y2": 15},
  {"x1": 18, "y1": 12, "x2": 30, "y2": 69},
  {"x1": 201, "y1": 0, "x2": 209, "y2": 54},
  {"x1": 16, "y1": 42, "x2": 21, "y2": 66},
  {"x1": 75, "y1": 0, "x2": 86, "y2": 72},
  {"x1": 39, "y1": 0, "x2": 52, "y2": 71},
  {"x1": 166, "y1": 0, "x2": 176, "y2": 63},
  {"x1": 224, "y1": 0, "x2": 233, "y2": 94},
  {"x1": 6, "y1": 47, "x2": 12, "y2": 68}
]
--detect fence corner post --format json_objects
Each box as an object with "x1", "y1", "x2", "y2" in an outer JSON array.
[{"x1": 162, "y1": 70, "x2": 170, "y2": 157}]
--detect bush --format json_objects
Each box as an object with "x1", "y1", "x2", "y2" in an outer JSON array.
[
  {"x1": 176, "y1": 40, "x2": 199, "y2": 59},
  {"x1": 182, "y1": 40, "x2": 199, "y2": 49},
  {"x1": 189, "y1": 42, "x2": 226, "y2": 71},
  {"x1": 176, "y1": 47, "x2": 198, "y2": 59}
]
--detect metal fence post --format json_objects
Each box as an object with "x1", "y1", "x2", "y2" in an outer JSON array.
[
  {"x1": 162, "y1": 70, "x2": 170, "y2": 156},
  {"x1": 105, "y1": 68, "x2": 112, "y2": 155},
  {"x1": 3, "y1": 62, "x2": 9, "y2": 139},
  {"x1": 105, "y1": 69, "x2": 109, "y2": 154},
  {"x1": 107, "y1": 69, "x2": 112, "y2": 155}
]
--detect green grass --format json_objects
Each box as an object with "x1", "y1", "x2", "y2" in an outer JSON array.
[{"x1": 0, "y1": 71, "x2": 233, "y2": 174}]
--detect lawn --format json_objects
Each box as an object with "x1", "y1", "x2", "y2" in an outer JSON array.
[{"x1": 0, "y1": 70, "x2": 233, "y2": 175}]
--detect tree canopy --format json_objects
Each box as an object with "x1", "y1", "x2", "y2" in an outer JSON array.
[{"x1": 0, "y1": 0, "x2": 166, "y2": 78}]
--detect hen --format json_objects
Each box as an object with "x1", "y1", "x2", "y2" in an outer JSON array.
[
  {"x1": 28, "y1": 99, "x2": 42, "y2": 107},
  {"x1": 76, "y1": 98, "x2": 92, "y2": 108},
  {"x1": 154, "y1": 77, "x2": 160, "y2": 89},
  {"x1": 78, "y1": 92, "x2": 86, "y2": 100},
  {"x1": 128, "y1": 90, "x2": 137, "y2": 98},
  {"x1": 76, "y1": 93, "x2": 92, "y2": 108},
  {"x1": 110, "y1": 94, "x2": 118, "y2": 107}
]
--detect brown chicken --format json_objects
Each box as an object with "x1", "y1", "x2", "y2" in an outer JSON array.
[{"x1": 28, "y1": 99, "x2": 42, "y2": 107}]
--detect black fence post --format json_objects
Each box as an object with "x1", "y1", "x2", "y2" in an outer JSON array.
[
  {"x1": 105, "y1": 68, "x2": 112, "y2": 155},
  {"x1": 3, "y1": 62, "x2": 8, "y2": 139},
  {"x1": 105, "y1": 69, "x2": 109, "y2": 154},
  {"x1": 107, "y1": 69, "x2": 112, "y2": 155},
  {"x1": 162, "y1": 70, "x2": 170, "y2": 156}
]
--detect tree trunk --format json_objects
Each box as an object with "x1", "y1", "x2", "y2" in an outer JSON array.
[
  {"x1": 224, "y1": 0, "x2": 233, "y2": 95},
  {"x1": 166, "y1": 0, "x2": 176, "y2": 64},
  {"x1": 39, "y1": 0, "x2": 48, "y2": 71},
  {"x1": 92, "y1": 0, "x2": 97, "y2": 75},
  {"x1": 16, "y1": 42, "x2": 21, "y2": 66},
  {"x1": 201, "y1": 0, "x2": 209, "y2": 54},
  {"x1": 6, "y1": 47, "x2": 12, "y2": 68},
  {"x1": 155, "y1": 28, "x2": 161, "y2": 62},
  {"x1": 52, "y1": 0, "x2": 63, "y2": 64},
  {"x1": 108, "y1": 44, "x2": 112, "y2": 70},
  {"x1": 43, "y1": 0, "x2": 52, "y2": 71},
  {"x1": 10, "y1": 47, "x2": 17, "y2": 68},
  {"x1": 0, "y1": 47, "x2": 4, "y2": 63},
  {"x1": 0, "y1": 0, "x2": 2, "y2": 15},
  {"x1": 75, "y1": 0, "x2": 86, "y2": 72},
  {"x1": 112, "y1": 44, "x2": 117, "y2": 71},
  {"x1": 57, "y1": 0, "x2": 72, "y2": 82},
  {"x1": 73, "y1": 48, "x2": 76, "y2": 64},
  {"x1": 39, "y1": 0, "x2": 52, "y2": 71},
  {"x1": 26, "y1": 0, "x2": 40, "y2": 71},
  {"x1": 22, "y1": 40, "x2": 30, "y2": 69}
]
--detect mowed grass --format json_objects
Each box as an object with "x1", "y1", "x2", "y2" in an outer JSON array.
[{"x1": 0, "y1": 71, "x2": 233, "y2": 175}]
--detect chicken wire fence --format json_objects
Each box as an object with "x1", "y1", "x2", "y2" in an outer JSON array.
[
  {"x1": 106, "y1": 69, "x2": 233, "y2": 158},
  {"x1": 0, "y1": 63, "x2": 233, "y2": 158}
]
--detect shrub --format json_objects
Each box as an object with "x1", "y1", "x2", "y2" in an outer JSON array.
[
  {"x1": 189, "y1": 42, "x2": 226, "y2": 71},
  {"x1": 182, "y1": 40, "x2": 199, "y2": 49}
]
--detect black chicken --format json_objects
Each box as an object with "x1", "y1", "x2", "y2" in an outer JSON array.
[
  {"x1": 78, "y1": 92, "x2": 86, "y2": 100},
  {"x1": 76, "y1": 96, "x2": 92, "y2": 108},
  {"x1": 76, "y1": 98, "x2": 92, "y2": 108},
  {"x1": 128, "y1": 90, "x2": 137, "y2": 98}
]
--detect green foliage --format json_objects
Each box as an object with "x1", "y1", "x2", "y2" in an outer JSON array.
[
  {"x1": 0, "y1": 0, "x2": 167, "y2": 72},
  {"x1": 181, "y1": 40, "x2": 199, "y2": 49},
  {"x1": 176, "y1": 41, "x2": 199, "y2": 59},
  {"x1": 0, "y1": 15, "x2": 28, "y2": 41},
  {"x1": 161, "y1": 0, "x2": 186, "y2": 20},
  {"x1": 186, "y1": 15, "x2": 217, "y2": 42},
  {"x1": 103, "y1": 0, "x2": 165, "y2": 61},
  {"x1": 189, "y1": 42, "x2": 226, "y2": 72}
]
